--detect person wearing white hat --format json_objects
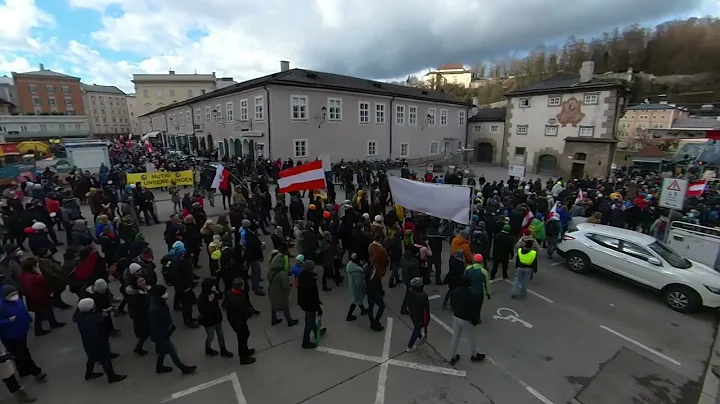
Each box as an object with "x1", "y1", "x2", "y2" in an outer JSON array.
[{"x1": 73, "y1": 298, "x2": 127, "y2": 383}]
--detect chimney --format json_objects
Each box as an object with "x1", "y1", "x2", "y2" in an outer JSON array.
[
  {"x1": 38, "y1": 63, "x2": 44, "y2": 71},
  {"x1": 168, "y1": 70, "x2": 175, "y2": 75},
  {"x1": 579, "y1": 60, "x2": 594, "y2": 83},
  {"x1": 280, "y1": 60, "x2": 290, "y2": 72}
]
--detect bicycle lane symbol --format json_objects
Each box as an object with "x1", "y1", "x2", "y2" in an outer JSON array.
[{"x1": 492, "y1": 308, "x2": 533, "y2": 329}]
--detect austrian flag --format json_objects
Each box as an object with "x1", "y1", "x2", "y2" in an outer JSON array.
[
  {"x1": 278, "y1": 160, "x2": 327, "y2": 193},
  {"x1": 687, "y1": 180, "x2": 706, "y2": 197},
  {"x1": 211, "y1": 164, "x2": 231, "y2": 192}
]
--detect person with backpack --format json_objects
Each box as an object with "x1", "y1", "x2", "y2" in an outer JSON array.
[
  {"x1": 464, "y1": 254, "x2": 491, "y2": 309},
  {"x1": 161, "y1": 241, "x2": 185, "y2": 311},
  {"x1": 545, "y1": 213, "x2": 561, "y2": 260},
  {"x1": 267, "y1": 245, "x2": 298, "y2": 327},
  {"x1": 405, "y1": 277, "x2": 429, "y2": 352},
  {"x1": 448, "y1": 277, "x2": 485, "y2": 365},
  {"x1": 170, "y1": 249, "x2": 199, "y2": 329}
]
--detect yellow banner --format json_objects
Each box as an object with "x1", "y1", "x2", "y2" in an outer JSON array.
[{"x1": 126, "y1": 170, "x2": 194, "y2": 189}]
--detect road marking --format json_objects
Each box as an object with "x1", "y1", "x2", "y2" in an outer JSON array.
[
  {"x1": 429, "y1": 313, "x2": 555, "y2": 404},
  {"x1": 550, "y1": 262, "x2": 564, "y2": 266},
  {"x1": 163, "y1": 372, "x2": 247, "y2": 403},
  {"x1": 493, "y1": 308, "x2": 533, "y2": 328},
  {"x1": 489, "y1": 278, "x2": 504, "y2": 284},
  {"x1": 503, "y1": 280, "x2": 554, "y2": 303},
  {"x1": 315, "y1": 316, "x2": 465, "y2": 404},
  {"x1": 600, "y1": 325, "x2": 682, "y2": 367}
]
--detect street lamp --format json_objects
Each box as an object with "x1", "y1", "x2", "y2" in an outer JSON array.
[{"x1": 318, "y1": 106, "x2": 327, "y2": 128}]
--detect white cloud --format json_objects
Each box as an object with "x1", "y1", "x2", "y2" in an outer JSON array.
[
  {"x1": 0, "y1": 0, "x2": 54, "y2": 52},
  {"x1": 0, "y1": 54, "x2": 34, "y2": 74}
]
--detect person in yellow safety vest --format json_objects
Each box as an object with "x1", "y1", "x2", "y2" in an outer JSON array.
[
  {"x1": 463, "y1": 254, "x2": 491, "y2": 301},
  {"x1": 511, "y1": 240, "x2": 538, "y2": 299}
]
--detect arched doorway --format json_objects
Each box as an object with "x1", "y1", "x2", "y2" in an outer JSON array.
[
  {"x1": 537, "y1": 154, "x2": 558, "y2": 175},
  {"x1": 190, "y1": 136, "x2": 198, "y2": 153},
  {"x1": 475, "y1": 142, "x2": 493, "y2": 163},
  {"x1": 234, "y1": 139, "x2": 242, "y2": 156},
  {"x1": 242, "y1": 139, "x2": 250, "y2": 157},
  {"x1": 223, "y1": 139, "x2": 230, "y2": 157},
  {"x1": 199, "y1": 137, "x2": 207, "y2": 151},
  {"x1": 206, "y1": 134, "x2": 214, "y2": 152},
  {"x1": 248, "y1": 140, "x2": 255, "y2": 161}
]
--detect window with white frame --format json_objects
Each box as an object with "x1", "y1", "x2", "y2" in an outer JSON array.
[
  {"x1": 179, "y1": 113, "x2": 185, "y2": 126},
  {"x1": 440, "y1": 109, "x2": 448, "y2": 126},
  {"x1": 240, "y1": 99, "x2": 248, "y2": 121},
  {"x1": 430, "y1": 141, "x2": 439, "y2": 155},
  {"x1": 548, "y1": 96, "x2": 561, "y2": 106},
  {"x1": 458, "y1": 111, "x2": 465, "y2": 126},
  {"x1": 516, "y1": 125, "x2": 528, "y2": 135},
  {"x1": 294, "y1": 139, "x2": 308, "y2": 158},
  {"x1": 519, "y1": 98, "x2": 531, "y2": 108},
  {"x1": 395, "y1": 104, "x2": 405, "y2": 125},
  {"x1": 408, "y1": 105, "x2": 417, "y2": 126},
  {"x1": 490, "y1": 125, "x2": 499, "y2": 133},
  {"x1": 428, "y1": 108, "x2": 436, "y2": 126},
  {"x1": 400, "y1": 142, "x2": 409, "y2": 157},
  {"x1": 215, "y1": 104, "x2": 222, "y2": 123},
  {"x1": 254, "y1": 96, "x2": 264, "y2": 120},
  {"x1": 291, "y1": 95, "x2": 308, "y2": 120},
  {"x1": 579, "y1": 126, "x2": 594, "y2": 137},
  {"x1": 358, "y1": 101, "x2": 370, "y2": 123},
  {"x1": 195, "y1": 109, "x2": 201, "y2": 123},
  {"x1": 28, "y1": 85, "x2": 37, "y2": 94},
  {"x1": 226, "y1": 101, "x2": 234, "y2": 122},
  {"x1": 367, "y1": 140, "x2": 377, "y2": 156},
  {"x1": 185, "y1": 111, "x2": 191, "y2": 124},
  {"x1": 544, "y1": 125, "x2": 558, "y2": 136},
  {"x1": 375, "y1": 103, "x2": 385, "y2": 124},
  {"x1": 584, "y1": 93, "x2": 599, "y2": 105},
  {"x1": 473, "y1": 125, "x2": 482, "y2": 133},
  {"x1": 205, "y1": 106, "x2": 211, "y2": 124},
  {"x1": 328, "y1": 98, "x2": 342, "y2": 121}
]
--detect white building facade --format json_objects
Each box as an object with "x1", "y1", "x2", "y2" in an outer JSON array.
[
  {"x1": 503, "y1": 61, "x2": 629, "y2": 179},
  {"x1": 81, "y1": 84, "x2": 130, "y2": 136},
  {"x1": 140, "y1": 63, "x2": 471, "y2": 162}
]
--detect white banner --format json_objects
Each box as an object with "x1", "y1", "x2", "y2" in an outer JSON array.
[{"x1": 387, "y1": 176, "x2": 472, "y2": 224}]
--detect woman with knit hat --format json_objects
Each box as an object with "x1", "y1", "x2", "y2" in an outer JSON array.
[{"x1": 73, "y1": 298, "x2": 126, "y2": 383}]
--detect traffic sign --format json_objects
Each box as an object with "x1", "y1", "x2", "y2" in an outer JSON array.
[{"x1": 659, "y1": 178, "x2": 688, "y2": 210}]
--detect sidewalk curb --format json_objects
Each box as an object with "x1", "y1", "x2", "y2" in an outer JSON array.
[{"x1": 698, "y1": 325, "x2": 720, "y2": 404}]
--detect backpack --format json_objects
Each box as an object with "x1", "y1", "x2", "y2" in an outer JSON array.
[
  {"x1": 546, "y1": 220, "x2": 560, "y2": 237},
  {"x1": 160, "y1": 254, "x2": 175, "y2": 285}
]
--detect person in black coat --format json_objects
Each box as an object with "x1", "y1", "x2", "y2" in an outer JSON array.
[
  {"x1": 297, "y1": 261, "x2": 326, "y2": 349},
  {"x1": 182, "y1": 215, "x2": 202, "y2": 268},
  {"x1": 400, "y1": 248, "x2": 420, "y2": 315},
  {"x1": 491, "y1": 224, "x2": 515, "y2": 279},
  {"x1": 148, "y1": 285, "x2": 196, "y2": 375},
  {"x1": 443, "y1": 250, "x2": 466, "y2": 309},
  {"x1": 197, "y1": 278, "x2": 233, "y2": 358},
  {"x1": 73, "y1": 298, "x2": 126, "y2": 383},
  {"x1": 126, "y1": 275, "x2": 150, "y2": 356},
  {"x1": 448, "y1": 277, "x2": 485, "y2": 365},
  {"x1": 170, "y1": 252, "x2": 198, "y2": 328},
  {"x1": 224, "y1": 278, "x2": 256, "y2": 365}
]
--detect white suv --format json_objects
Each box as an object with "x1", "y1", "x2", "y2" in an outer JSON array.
[{"x1": 557, "y1": 223, "x2": 720, "y2": 313}]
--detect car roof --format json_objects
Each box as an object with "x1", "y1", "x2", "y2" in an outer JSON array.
[{"x1": 575, "y1": 223, "x2": 657, "y2": 245}]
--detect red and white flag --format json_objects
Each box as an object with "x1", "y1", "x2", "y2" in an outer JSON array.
[
  {"x1": 575, "y1": 189, "x2": 584, "y2": 204},
  {"x1": 521, "y1": 208, "x2": 534, "y2": 228},
  {"x1": 211, "y1": 164, "x2": 231, "y2": 191},
  {"x1": 143, "y1": 139, "x2": 154, "y2": 154},
  {"x1": 278, "y1": 160, "x2": 326, "y2": 193},
  {"x1": 687, "y1": 180, "x2": 706, "y2": 197}
]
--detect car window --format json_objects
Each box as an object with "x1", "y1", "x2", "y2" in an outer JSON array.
[
  {"x1": 648, "y1": 241, "x2": 692, "y2": 269},
  {"x1": 587, "y1": 234, "x2": 620, "y2": 250},
  {"x1": 620, "y1": 241, "x2": 655, "y2": 262}
]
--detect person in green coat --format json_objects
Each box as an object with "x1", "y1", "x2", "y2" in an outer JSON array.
[
  {"x1": 267, "y1": 246, "x2": 298, "y2": 327},
  {"x1": 528, "y1": 213, "x2": 546, "y2": 242},
  {"x1": 345, "y1": 253, "x2": 367, "y2": 321}
]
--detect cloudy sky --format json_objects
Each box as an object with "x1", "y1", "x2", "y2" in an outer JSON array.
[{"x1": 0, "y1": 0, "x2": 718, "y2": 93}]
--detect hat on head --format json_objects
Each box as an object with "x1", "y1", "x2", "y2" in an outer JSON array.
[
  {"x1": 31, "y1": 222, "x2": 46, "y2": 231},
  {"x1": 362, "y1": 213, "x2": 370, "y2": 220},
  {"x1": 374, "y1": 215, "x2": 383, "y2": 222},
  {"x1": 129, "y1": 263, "x2": 142, "y2": 274},
  {"x1": 410, "y1": 277, "x2": 423, "y2": 288},
  {"x1": 302, "y1": 260, "x2": 316, "y2": 271},
  {"x1": 309, "y1": 204, "x2": 317, "y2": 210},
  {"x1": 0, "y1": 285, "x2": 17, "y2": 298},
  {"x1": 77, "y1": 298, "x2": 95, "y2": 312},
  {"x1": 323, "y1": 211, "x2": 331, "y2": 219},
  {"x1": 473, "y1": 253, "x2": 483, "y2": 263},
  {"x1": 94, "y1": 278, "x2": 108, "y2": 293},
  {"x1": 296, "y1": 254, "x2": 305, "y2": 262},
  {"x1": 502, "y1": 224, "x2": 511, "y2": 232}
]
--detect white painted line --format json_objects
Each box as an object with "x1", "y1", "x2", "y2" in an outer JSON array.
[
  {"x1": 163, "y1": 372, "x2": 247, "y2": 403},
  {"x1": 429, "y1": 294, "x2": 441, "y2": 300},
  {"x1": 388, "y1": 359, "x2": 467, "y2": 377},
  {"x1": 429, "y1": 313, "x2": 555, "y2": 404},
  {"x1": 600, "y1": 325, "x2": 682, "y2": 367},
  {"x1": 550, "y1": 261, "x2": 565, "y2": 266},
  {"x1": 503, "y1": 280, "x2": 554, "y2": 303},
  {"x1": 374, "y1": 317, "x2": 393, "y2": 404},
  {"x1": 382, "y1": 317, "x2": 393, "y2": 360},
  {"x1": 489, "y1": 278, "x2": 504, "y2": 284},
  {"x1": 316, "y1": 346, "x2": 383, "y2": 363}
]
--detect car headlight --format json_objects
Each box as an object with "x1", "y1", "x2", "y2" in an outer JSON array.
[{"x1": 704, "y1": 285, "x2": 720, "y2": 295}]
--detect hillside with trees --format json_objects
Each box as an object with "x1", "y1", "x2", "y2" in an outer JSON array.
[{"x1": 405, "y1": 17, "x2": 720, "y2": 111}]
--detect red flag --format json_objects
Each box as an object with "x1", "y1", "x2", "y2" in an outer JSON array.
[
  {"x1": 278, "y1": 160, "x2": 326, "y2": 193},
  {"x1": 687, "y1": 180, "x2": 706, "y2": 197}
]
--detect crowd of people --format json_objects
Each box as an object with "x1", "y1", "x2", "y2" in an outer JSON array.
[{"x1": 0, "y1": 139, "x2": 717, "y2": 403}]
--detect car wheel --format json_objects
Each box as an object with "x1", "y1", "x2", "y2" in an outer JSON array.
[
  {"x1": 565, "y1": 251, "x2": 590, "y2": 274},
  {"x1": 664, "y1": 285, "x2": 700, "y2": 313}
]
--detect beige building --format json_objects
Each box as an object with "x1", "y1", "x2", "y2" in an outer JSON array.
[
  {"x1": 132, "y1": 70, "x2": 220, "y2": 116},
  {"x1": 81, "y1": 84, "x2": 130, "y2": 136},
  {"x1": 423, "y1": 64, "x2": 473, "y2": 88},
  {"x1": 125, "y1": 94, "x2": 141, "y2": 135},
  {"x1": 617, "y1": 103, "x2": 689, "y2": 149}
]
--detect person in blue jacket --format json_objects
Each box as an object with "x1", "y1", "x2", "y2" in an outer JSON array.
[{"x1": 0, "y1": 285, "x2": 46, "y2": 381}]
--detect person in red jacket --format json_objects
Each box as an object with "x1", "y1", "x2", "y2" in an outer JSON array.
[{"x1": 17, "y1": 258, "x2": 64, "y2": 337}]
